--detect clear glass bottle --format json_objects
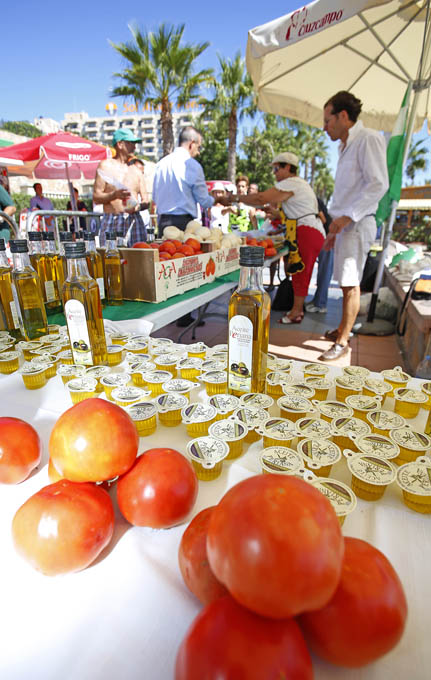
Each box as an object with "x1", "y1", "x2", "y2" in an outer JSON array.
[
  {"x1": 41, "y1": 232, "x2": 62, "y2": 310},
  {"x1": 62, "y1": 241, "x2": 108, "y2": 366},
  {"x1": 0, "y1": 238, "x2": 22, "y2": 338},
  {"x1": 85, "y1": 232, "x2": 105, "y2": 304},
  {"x1": 227, "y1": 246, "x2": 271, "y2": 396},
  {"x1": 10, "y1": 239, "x2": 48, "y2": 340},
  {"x1": 116, "y1": 225, "x2": 126, "y2": 247},
  {"x1": 104, "y1": 231, "x2": 123, "y2": 306},
  {"x1": 57, "y1": 231, "x2": 73, "y2": 292},
  {"x1": 28, "y1": 231, "x2": 46, "y2": 300}
]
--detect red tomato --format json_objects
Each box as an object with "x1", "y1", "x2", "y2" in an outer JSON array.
[
  {"x1": 185, "y1": 237, "x2": 201, "y2": 252},
  {"x1": 180, "y1": 245, "x2": 194, "y2": 256},
  {"x1": 149, "y1": 243, "x2": 160, "y2": 249},
  {"x1": 265, "y1": 247, "x2": 277, "y2": 257},
  {"x1": 299, "y1": 537, "x2": 408, "y2": 668},
  {"x1": 0, "y1": 417, "x2": 41, "y2": 484},
  {"x1": 175, "y1": 596, "x2": 313, "y2": 680},
  {"x1": 159, "y1": 251, "x2": 172, "y2": 260},
  {"x1": 49, "y1": 399, "x2": 138, "y2": 482},
  {"x1": 207, "y1": 475, "x2": 344, "y2": 619},
  {"x1": 172, "y1": 252, "x2": 184, "y2": 259},
  {"x1": 12, "y1": 480, "x2": 115, "y2": 576},
  {"x1": 47, "y1": 457, "x2": 63, "y2": 483},
  {"x1": 132, "y1": 242, "x2": 151, "y2": 249},
  {"x1": 178, "y1": 507, "x2": 229, "y2": 605},
  {"x1": 266, "y1": 238, "x2": 274, "y2": 247},
  {"x1": 258, "y1": 239, "x2": 268, "y2": 248},
  {"x1": 160, "y1": 241, "x2": 177, "y2": 255},
  {"x1": 170, "y1": 239, "x2": 183, "y2": 249},
  {"x1": 117, "y1": 448, "x2": 198, "y2": 528},
  {"x1": 246, "y1": 237, "x2": 257, "y2": 245}
]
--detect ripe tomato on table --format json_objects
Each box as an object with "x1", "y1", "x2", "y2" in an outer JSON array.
[
  {"x1": 0, "y1": 417, "x2": 41, "y2": 484},
  {"x1": 299, "y1": 536, "x2": 408, "y2": 668},
  {"x1": 12, "y1": 480, "x2": 115, "y2": 576},
  {"x1": 207, "y1": 474, "x2": 344, "y2": 619},
  {"x1": 49, "y1": 399, "x2": 138, "y2": 482},
  {"x1": 117, "y1": 448, "x2": 198, "y2": 528},
  {"x1": 178, "y1": 507, "x2": 228, "y2": 605},
  {"x1": 175, "y1": 595, "x2": 313, "y2": 680}
]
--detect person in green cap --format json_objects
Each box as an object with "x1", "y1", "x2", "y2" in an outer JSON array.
[{"x1": 93, "y1": 128, "x2": 150, "y2": 246}]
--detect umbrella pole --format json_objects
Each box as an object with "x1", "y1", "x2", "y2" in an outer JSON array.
[{"x1": 65, "y1": 164, "x2": 79, "y2": 235}]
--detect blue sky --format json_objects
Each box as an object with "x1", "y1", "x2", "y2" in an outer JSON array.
[{"x1": 2, "y1": 0, "x2": 429, "y2": 182}]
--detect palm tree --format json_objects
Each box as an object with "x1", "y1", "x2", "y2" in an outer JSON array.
[
  {"x1": 200, "y1": 52, "x2": 256, "y2": 182},
  {"x1": 405, "y1": 139, "x2": 428, "y2": 185},
  {"x1": 110, "y1": 23, "x2": 213, "y2": 156}
]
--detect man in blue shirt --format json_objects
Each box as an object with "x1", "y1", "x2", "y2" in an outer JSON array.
[{"x1": 153, "y1": 126, "x2": 229, "y2": 236}]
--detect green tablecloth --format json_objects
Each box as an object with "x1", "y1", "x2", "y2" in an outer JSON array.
[{"x1": 48, "y1": 271, "x2": 240, "y2": 325}]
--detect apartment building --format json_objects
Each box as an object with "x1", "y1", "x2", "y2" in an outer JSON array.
[{"x1": 61, "y1": 108, "x2": 200, "y2": 160}]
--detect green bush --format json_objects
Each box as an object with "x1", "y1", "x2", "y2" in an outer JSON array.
[{"x1": 401, "y1": 218, "x2": 431, "y2": 247}]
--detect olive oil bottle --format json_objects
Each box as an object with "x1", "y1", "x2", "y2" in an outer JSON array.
[
  {"x1": 41, "y1": 232, "x2": 62, "y2": 310},
  {"x1": 228, "y1": 246, "x2": 271, "y2": 396},
  {"x1": 0, "y1": 239, "x2": 21, "y2": 338},
  {"x1": 104, "y1": 231, "x2": 123, "y2": 306},
  {"x1": 57, "y1": 231, "x2": 73, "y2": 292},
  {"x1": 28, "y1": 231, "x2": 46, "y2": 299},
  {"x1": 84, "y1": 232, "x2": 105, "y2": 304},
  {"x1": 10, "y1": 239, "x2": 48, "y2": 340},
  {"x1": 62, "y1": 241, "x2": 108, "y2": 366}
]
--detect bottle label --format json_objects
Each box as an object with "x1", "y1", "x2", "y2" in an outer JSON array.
[
  {"x1": 64, "y1": 299, "x2": 94, "y2": 365},
  {"x1": 9, "y1": 300, "x2": 20, "y2": 329},
  {"x1": 44, "y1": 280, "x2": 57, "y2": 302},
  {"x1": 228, "y1": 315, "x2": 253, "y2": 392},
  {"x1": 97, "y1": 277, "x2": 105, "y2": 300},
  {"x1": 10, "y1": 283, "x2": 24, "y2": 333}
]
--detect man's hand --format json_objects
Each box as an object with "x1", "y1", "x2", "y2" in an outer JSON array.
[
  {"x1": 322, "y1": 233, "x2": 336, "y2": 251},
  {"x1": 113, "y1": 189, "x2": 131, "y2": 202},
  {"x1": 328, "y1": 215, "x2": 351, "y2": 235}
]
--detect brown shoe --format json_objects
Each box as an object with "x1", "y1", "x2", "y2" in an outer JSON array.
[{"x1": 319, "y1": 343, "x2": 349, "y2": 361}]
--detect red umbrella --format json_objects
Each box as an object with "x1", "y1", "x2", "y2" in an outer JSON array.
[{"x1": 0, "y1": 132, "x2": 111, "y2": 180}]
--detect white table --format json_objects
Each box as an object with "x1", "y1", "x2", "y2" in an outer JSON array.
[{"x1": 0, "y1": 358, "x2": 430, "y2": 680}]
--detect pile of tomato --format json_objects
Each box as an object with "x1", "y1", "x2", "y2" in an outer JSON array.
[
  {"x1": 133, "y1": 237, "x2": 203, "y2": 260},
  {"x1": 246, "y1": 235, "x2": 277, "y2": 258}
]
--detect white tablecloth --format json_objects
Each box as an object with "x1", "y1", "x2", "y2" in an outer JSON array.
[{"x1": 0, "y1": 358, "x2": 430, "y2": 680}]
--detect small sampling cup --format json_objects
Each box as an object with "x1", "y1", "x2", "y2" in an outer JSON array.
[
  {"x1": 123, "y1": 340, "x2": 149, "y2": 355},
  {"x1": 393, "y1": 387, "x2": 428, "y2": 419},
  {"x1": 266, "y1": 371, "x2": 294, "y2": 397},
  {"x1": 239, "y1": 392, "x2": 274, "y2": 411},
  {"x1": 100, "y1": 372, "x2": 131, "y2": 400},
  {"x1": 178, "y1": 357, "x2": 203, "y2": 380},
  {"x1": 334, "y1": 375, "x2": 363, "y2": 402},
  {"x1": 20, "y1": 363, "x2": 47, "y2": 390},
  {"x1": 345, "y1": 394, "x2": 382, "y2": 422},
  {"x1": 201, "y1": 359, "x2": 227, "y2": 373},
  {"x1": 32, "y1": 353, "x2": 59, "y2": 379},
  {"x1": 149, "y1": 337, "x2": 173, "y2": 354},
  {"x1": 156, "y1": 393, "x2": 188, "y2": 427},
  {"x1": 56, "y1": 349, "x2": 75, "y2": 365},
  {"x1": 125, "y1": 402, "x2": 157, "y2": 436},
  {"x1": 362, "y1": 377, "x2": 392, "y2": 405},
  {"x1": 161, "y1": 378, "x2": 199, "y2": 401},
  {"x1": 366, "y1": 409, "x2": 405, "y2": 437},
  {"x1": 106, "y1": 344, "x2": 124, "y2": 367},
  {"x1": 109, "y1": 332, "x2": 130, "y2": 346},
  {"x1": 297, "y1": 438, "x2": 342, "y2": 477},
  {"x1": 282, "y1": 383, "x2": 316, "y2": 401},
  {"x1": 303, "y1": 362, "x2": 329, "y2": 379},
  {"x1": 396, "y1": 456, "x2": 431, "y2": 513},
  {"x1": 154, "y1": 353, "x2": 182, "y2": 377},
  {"x1": 255, "y1": 417, "x2": 297, "y2": 449},
  {"x1": 17, "y1": 341, "x2": 44, "y2": 361},
  {"x1": 141, "y1": 370, "x2": 173, "y2": 396},
  {"x1": 85, "y1": 365, "x2": 111, "y2": 393},
  {"x1": 199, "y1": 370, "x2": 228, "y2": 396},
  {"x1": 420, "y1": 381, "x2": 431, "y2": 410},
  {"x1": 260, "y1": 446, "x2": 303, "y2": 475},
  {"x1": 295, "y1": 416, "x2": 332, "y2": 443},
  {"x1": 129, "y1": 361, "x2": 155, "y2": 387},
  {"x1": 380, "y1": 366, "x2": 410, "y2": 397},
  {"x1": 345, "y1": 450, "x2": 396, "y2": 501},
  {"x1": 181, "y1": 402, "x2": 218, "y2": 437},
  {"x1": 67, "y1": 377, "x2": 98, "y2": 403},
  {"x1": 313, "y1": 399, "x2": 353, "y2": 423},
  {"x1": 231, "y1": 406, "x2": 270, "y2": 443},
  {"x1": 351, "y1": 433, "x2": 400, "y2": 462},
  {"x1": 187, "y1": 342, "x2": 207, "y2": 359},
  {"x1": 389, "y1": 427, "x2": 431, "y2": 465},
  {"x1": 277, "y1": 394, "x2": 314, "y2": 422},
  {"x1": 342, "y1": 365, "x2": 370, "y2": 380},
  {"x1": 331, "y1": 416, "x2": 371, "y2": 451},
  {"x1": 304, "y1": 376, "x2": 333, "y2": 401},
  {"x1": 267, "y1": 357, "x2": 293, "y2": 373},
  {"x1": 186, "y1": 436, "x2": 229, "y2": 481},
  {"x1": 57, "y1": 363, "x2": 86, "y2": 384},
  {"x1": 0, "y1": 350, "x2": 19, "y2": 374},
  {"x1": 111, "y1": 386, "x2": 150, "y2": 408},
  {"x1": 208, "y1": 418, "x2": 248, "y2": 460},
  {"x1": 310, "y1": 477, "x2": 357, "y2": 526},
  {"x1": 209, "y1": 393, "x2": 240, "y2": 421}
]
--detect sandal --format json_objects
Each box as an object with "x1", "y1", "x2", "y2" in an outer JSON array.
[{"x1": 278, "y1": 313, "x2": 304, "y2": 325}]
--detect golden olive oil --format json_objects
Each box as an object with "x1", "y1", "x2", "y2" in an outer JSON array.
[
  {"x1": 104, "y1": 232, "x2": 123, "y2": 306},
  {"x1": 10, "y1": 240, "x2": 48, "y2": 341}
]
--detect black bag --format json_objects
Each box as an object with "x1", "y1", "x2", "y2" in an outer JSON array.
[{"x1": 271, "y1": 277, "x2": 294, "y2": 311}]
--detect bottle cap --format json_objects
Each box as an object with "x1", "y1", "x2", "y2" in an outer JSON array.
[
  {"x1": 28, "y1": 231, "x2": 43, "y2": 242},
  {"x1": 0, "y1": 238, "x2": 5, "y2": 251},
  {"x1": 59, "y1": 232, "x2": 73, "y2": 242},
  {"x1": 239, "y1": 245, "x2": 265, "y2": 267},
  {"x1": 64, "y1": 242, "x2": 86, "y2": 258},
  {"x1": 10, "y1": 239, "x2": 29, "y2": 253},
  {"x1": 105, "y1": 231, "x2": 116, "y2": 240},
  {"x1": 86, "y1": 233, "x2": 96, "y2": 241}
]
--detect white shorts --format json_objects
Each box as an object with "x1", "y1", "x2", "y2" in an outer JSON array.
[{"x1": 333, "y1": 216, "x2": 377, "y2": 287}]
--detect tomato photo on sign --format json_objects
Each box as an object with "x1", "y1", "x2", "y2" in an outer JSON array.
[
  {"x1": 117, "y1": 448, "x2": 198, "y2": 529},
  {"x1": 299, "y1": 536, "x2": 408, "y2": 668},
  {"x1": 175, "y1": 596, "x2": 313, "y2": 680},
  {"x1": 207, "y1": 474, "x2": 344, "y2": 619},
  {"x1": 12, "y1": 480, "x2": 115, "y2": 576},
  {"x1": 49, "y1": 398, "x2": 138, "y2": 482},
  {"x1": 178, "y1": 507, "x2": 228, "y2": 605},
  {"x1": 0, "y1": 417, "x2": 42, "y2": 484}
]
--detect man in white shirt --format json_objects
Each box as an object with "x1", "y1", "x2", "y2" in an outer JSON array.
[{"x1": 319, "y1": 91, "x2": 389, "y2": 361}]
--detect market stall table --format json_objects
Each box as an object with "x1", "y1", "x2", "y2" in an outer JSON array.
[{"x1": 0, "y1": 356, "x2": 429, "y2": 680}]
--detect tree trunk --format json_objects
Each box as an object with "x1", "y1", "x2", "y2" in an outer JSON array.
[
  {"x1": 161, "y1": 100, "x2": 174, "y2": 157},
  {"x1": 227, "y1": 108, "x2": 237, "y2": 183},
  {"x1": 310, "y1": 156, "x2": 316, "y2": 187}
]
